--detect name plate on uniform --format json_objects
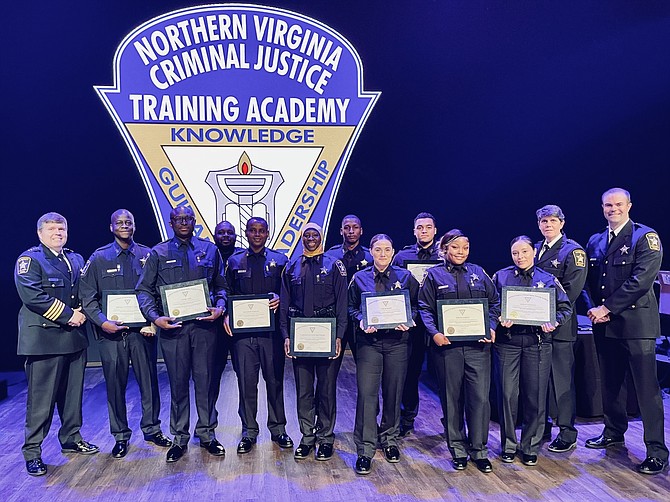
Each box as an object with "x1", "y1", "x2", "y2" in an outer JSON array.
[
  {"x1": 437, "y1": 298, "x2": 490, "y2": 341},
  {"x1": 361, "y1": 290, "x2": 415, "y2": 330},
  {"x1": 404, "y1": 260, "x2": 440, "y2": 286},
  {"x1": 102, "y1": 289, "x2": 147, "y2": 328},
  {"x1": 159, "y1": 279, "x2": 211, "y2": 322},
  {"x1": 501, "y1": 286, "x2": 556, "y2": 326},
  {"x1": 228, "y1": 294, "x2": 274, "y2": 333},
  {"x1": 289, "y1": 317, "x2": 336, "y2": 357}
]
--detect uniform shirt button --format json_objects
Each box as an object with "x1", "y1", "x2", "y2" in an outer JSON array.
[
  {"x1": 42, "y1": 323, "x2": 47, "y2": 327},
  {"x1": 631, "y1": 305, "x2": 636, "y2": 309},
  {"x1": 622, "y1": 261, "x2": 626, "y2": 265},
  {"x1": 71, "y1": 295, "x2": 75, "y2": 299},
  {"x1": 602, "y1": 273, "x2": 606, "y2": 277},
  {"x1": 605, "y1": 260, "x2": 608, "y2": 265},
  {"x1": 601, "y1": 299, "x2": 605, "y2": 303},
  {"x1": 52, "y1": 284, "x2": 56, "y2": 288},
  {"x1": 601, "y1": 285, "x2": 605, "y2": 289}
]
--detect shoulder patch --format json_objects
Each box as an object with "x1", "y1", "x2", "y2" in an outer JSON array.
[
  {"x1": 572, "y1": 249, "x2": 586, "y2": 268},
  {"x1": 17, "y1": 256, "x2": 31, "y2": 275},
  {"x1": 335, "y1": 260, "x2": 347, "y2": 277},
  {"x1": 645, "y1": 232, "x2": 661, "y2": 251}
]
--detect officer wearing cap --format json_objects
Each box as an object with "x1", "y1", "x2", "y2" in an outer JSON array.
[{"x1": 533, "y1": 205, "x2": 587, "y2": 453}]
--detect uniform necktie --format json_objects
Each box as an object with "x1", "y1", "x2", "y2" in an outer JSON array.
[
  {"x1": 57, "y1": 252, "x2": 72, "y2": 279},
  {"x1": 455, "y1": 267, "x2": 469, "y2": 299},
  {"x1": 538, "y1": 244, "x2": 549, "y2": 260},
  {"x1": 374, "y1": 270, "x2": 389, "y2": 293},
  {"x1": 418, "y1": 246, "x2": 431, "y2": 261},
  {"x1": 607, "y1": 230, "x2": 616, "y2": 249},
  {"x1": 302, "y1": 257, "x2": 315, "y2": 317}
]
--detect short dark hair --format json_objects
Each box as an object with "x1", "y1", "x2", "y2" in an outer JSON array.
[
  {"x1": 245, "y1": 217, "x2": 268, "y2": 230},
  {"x1": 369, "y1": 233, "x2": 393, "y2": 248},
  {"x1": 535, "y1": 205, "x2": 564, "y2": 221},
  {"x1": 414, "y1": 212, "x2": 436, "y2": 227},
  {"x1": 438, "y1": 229, "x2": 467, "y2": 249},
  {"x1": 341, "y1": 214, "x2": 361, "y2": 227}
]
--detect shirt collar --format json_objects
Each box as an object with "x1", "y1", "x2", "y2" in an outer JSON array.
[
  {"x1": 113, "y1": 240, "x2": 135, "y2": 257},
  {"x1": 543, "y1": 234, "x2": 562, "y2": 249},
  {"x1": 171, "y1": 236, "x2": 194, "y2": 249},
  {"x1": 608, "y1": 219, "x2": 630, "y2": 237},
  {"x1": 514, "y1": 266, "x2": 535, "y2": 279}
]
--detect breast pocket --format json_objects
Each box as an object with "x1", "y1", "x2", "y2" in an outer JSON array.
[
  {"x1": 196, "y1": 259, "x2": 214, "y2": 278},
  {"x1": 611, "y1": 254, "x2": 632, "y2": 281},
  {"x1": 101, "y1": 269, "x2": 124, "y2": 289},
  {"x1": 470, "y1": 282, "x2": 488, "y2": 298},
  {"x1": 158, "y1": 258, "x2": 182, "y2": 282},
  {"x1": 42, "y1": 277, "x2": 65, "y2": 290},
  {"x1": 436, "y1": 285, "x2": 457, "y2": 300}
]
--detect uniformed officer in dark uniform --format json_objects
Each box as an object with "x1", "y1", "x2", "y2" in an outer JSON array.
[
  {"x1": 584, "y1": 188, "x2": 668, "y2": 475},
  {"x1": 325, "y1": 214, "x2": 372, "y2": 361},
  {"x1": 493, "y1": 235, "x2": 572, "y2": 467},
  {"x1": 136, "y1": 206, "x2": 227, "y2": 463},
  {"x1": 212, "y1": 220, "x2": 243, "y2": 413},
  {"x1": 392, "y1": 211, "x2": 439, "y2": 437},
  {"x1": 419, "y1": 229, "x2": 499, "y2": 473},
  {"x1": 349, "y1": 234, "x2": 419, "y2": 475},
  {"x1": 280, "y1": 223, "x2": 348, "y2": 461},
  {"x1": 79, "y1": 209, "x2": 171, "y2": 459},
  {"x1": 533, "y1": 205, "x2": 588, "y2": 453},
  {"x1": 223, "y1": 217, "x2": 293, "y2": 454},
  {"x1": 15, "y1": 212, "x2": 98, "y2": 476}
]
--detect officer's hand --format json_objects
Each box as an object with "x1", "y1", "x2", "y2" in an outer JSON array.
[
  {"x1": 394, "y1": 323, "x2": 410, "y2": 332},
  {"x1": 541, "y1": 322, "x2": 557, "y2": 333},
  {"x1": 102, "y1": 320, "x2": 129, "y2": 335},
  {"x1": 499, "y1": 318, "x2": 514, "y2": 328},
  {"x1": 284, "y1": 338, "x2": 295, "y2": 358},
  {"x1": 360, "y1": 320, "x2": 377, "y2": 333},
  {"x1": 155, "y1": 316, "x2": 181, "y2": 329},
  {"x1": 268, "y1": 293, "x2": 280, "y2": 312},
  {"x1": 140, "y1": 324, "x2": 156, "y2": 337},
  {"x1": 196, "y1": 306, "x2": 223, "y2": 322},
  {"x1": 328, "y1": 338, "x2": 342, "y2": 359},
  {"x1": 223, "y1": 315, "x2": 233, "y2": 336},
  {"x1": 588, "y1": 306, "x2": 610, "y2": 323},
  {"x1": 478, "y1": 328, "x2": 496, "y2": 344},
  {"x1": 433, "y1": 332, "x2": 451, "y2": 346},
  {"x1": 68, "y1": 308, "x2": 86, "y2": 327}
]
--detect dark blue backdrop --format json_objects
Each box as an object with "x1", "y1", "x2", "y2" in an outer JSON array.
[{"x1": 4, "y1": 1, "x2": 670, "y2": 370}]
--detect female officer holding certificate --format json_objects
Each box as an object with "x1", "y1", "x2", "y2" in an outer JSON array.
[
  {"x1": 348, "y1": 234, "x2": 419, "y2": 475},
  {"x1": 492, "y1": 235, "x2": 571, "y2": 467},
  {"x1": 280, "y1": 223, "x2": 348, "y2": 462},
  {"x1": 418, "y1": 229, "x2": 499, "y2": 474}
]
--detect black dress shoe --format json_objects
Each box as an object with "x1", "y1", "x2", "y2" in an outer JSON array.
[
  {"x1": 474, "y1": 458, "x2": 493, "y2": 473},
  {"x1": 112, "y1": 440, "x2": 128, "y2": 459},
  {"x1": 200, "y1": 439, "x2": 226, "y2": 456},
  {"x1": 166, "y1": 444, "x2": 186, "y2": 463},
  {"x1": 271, "y1": 433, "x2": 294, "y2": 449},
  {"x1": 548, "y1": 438, "x2": 577, "y2": 453},
  {"x1": 522, "y1": 453, "x2": 538, "y2": 466},
  {"x1": 384, "y1": 445, "x2": 400, "y2": 463},
  {"x1": 294, "y1": 444, "x2": 313, "y2": 459},
  {"x1": 638, "y1": 456, "x2": 668, "y2": 475},
  {"x1": 355, "y1": 455, "x2": 372, "y2": 475},
  {"x1": 585, "y1": 434, "x2": 624, "y2": 449},
  {"x1": 61, "y1": 440, "x2": 99, "y2": 455},
  {"x1": 316, "y1": 443, "x2": 333, "y2": 461},
  {"x1": 399, "y1": 424, "x2": 414, "y2": 438},
  {"x1": 500, "y1": 452, "x2": 515, "y2": 463},
  {"x1": 452, "y1": 457, "x2": 468, "y2": 470},
  {"x1": 236, "y1": 436, "x2": 256, "y2": 454},
  {"x1": 26, "y1": 458, "x2": 47, "y2": 476},
  {"x1": 145, "y1": 432, "x2": 172, "y2": 448}
]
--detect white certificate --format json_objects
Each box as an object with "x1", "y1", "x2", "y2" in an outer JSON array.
[
  {"x1": 160, "y1": 279, "x2": 210, "y2": 321},
  {"x1": 362, "y1": 290, "x2": 414, "y2": 329},
  {"x1": 103, "y1": 291, "x2": 146, "y2": 327},
  {"x1": 289, "y1": 318, "x2": 336, "y2": 357},
  {"x1": 230, "y1": 296, "x2": 272, "y2": 331},
  {"x1": 502, "y1": 286, "x2": 556, "y2": 325},
  {"x1": 405, "y1": 260, "x2": 440, "y2": 285},
  {"x1": 438, "y1": 300, "x2": 488, "y2": 340}
]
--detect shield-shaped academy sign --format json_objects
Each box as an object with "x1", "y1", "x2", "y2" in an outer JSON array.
[{"x1": 95, "y1": 4, "x2": 379, "y2": 256}]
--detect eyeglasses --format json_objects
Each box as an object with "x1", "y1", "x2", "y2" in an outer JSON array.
[{"x1": 171, "y1": 216, "x2": 194, "y2": 224}]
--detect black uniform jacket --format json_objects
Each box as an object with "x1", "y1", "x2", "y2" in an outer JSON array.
[
  {"x1": 280, "y1": 253, "x2": 348, "y2": 340},
  {"x1": 419, "y1": 261, "x2": 500, "y2": 341},
  {"x1": 492, "y1": 265, "x2": 572, "y2": 341},
  {"x1": 136, "y1": 236, "x2": 227, "y2": 323},
  {"x1": 15, "y1": 244, "x2": 88, "y2": 355},
  {"x1": 348, "y1": 265, "x2": 420, "y2": 339},
  {"x1": 325, "y1": 243, "x2": 373, "y2": 280},
  {"x1": 534, "y1": 235, "x2": 588, "y2": 341},
  {"x1": 79, "y1": 240, "x2": 152, "y2": 339},
  {"x1": 585, "y1": 220, "x2": 662, "y2": 339}
]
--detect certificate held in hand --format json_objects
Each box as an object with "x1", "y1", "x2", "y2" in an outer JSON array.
[
  {"x1": 289, "y1": 318, "x2": 336, "y2": 357},
  {"x1": 102, "y1": 289, "x2": 147, "y2": 328},
  {"x1": 437, "y1": 298, "x2": 490, "y2": 341},
  {"x1": 501, "y1": 286, "x2": 556, "y2": 326},
  {"x1": 228, "y1": 294, "x2": 274, "y2": 333},
  {"x1": 159, "y1": 278, "x2": 211, "y2": 322},
  {"x1": 361, "y1": 290, "x2": 415, "y2": 330}
]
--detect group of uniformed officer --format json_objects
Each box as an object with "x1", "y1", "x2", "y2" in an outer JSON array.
[{"x1": 14, "y1": 186, "x2": 668, "y2": 477}]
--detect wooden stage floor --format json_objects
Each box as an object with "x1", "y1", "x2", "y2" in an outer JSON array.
[{"x1": 0, "y1": 354, "x2": 668, "y2": 501}]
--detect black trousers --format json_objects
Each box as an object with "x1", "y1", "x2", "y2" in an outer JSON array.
[
  {"x1": 293, "y1": 356, "x2": 338, "y2": 446},
  {"x1": 23, "y1": 349, "x2": 86, "y2": 460},
  {"x1": 211, "y1": 325, "x2": 231, "y2": 424},
  {"x1": 432, "y1": 343, "x2": 491, "y2": 460},
  {"x1": 231, "y1": 334, "x2": 287, "y2": 439},
  {"x1": 97, "y1": 332, "x2": 162, "y2": 441},
  {"x1": 495, "y1": 335, "x2": 552, "y2": 455},
  {"x1": 546, "y1": 339, "x2": 577, "y2": 443},
  {"x1": 159, "y1": 322, "x2": 217, "y2": 447},
  {"x1": 595, "y1": 335, "x2": 668, "y2": 461},
  {"x1": 354, "y1": 333, "x2": 409, "y2": 457},
  {"x1": 400, "y1": 332, "x2": 427, "y2": 428}
]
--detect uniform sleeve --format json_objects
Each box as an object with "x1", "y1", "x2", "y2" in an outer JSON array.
[
  {"x1": 348, "y1": 276, "x2": 364, "y2": 326},
  {"x1": 392, "y1": 253, "x2": 403, "y2": 267},
  {"x1": 483, "y1": 270, "x2": 501, "y2": 330},
  {"x1": 279, "y1": 266, "x2": 291, "y2": 339},
  {"x1": 79, "y1": 255, "x2": 107, "y2": 327},
  {"x1": 604, "y1": 233, "x2": 663, "y2": 315},
  {"x1": 332, "y1": 260, "x2": 348, "y2": 339},
  {"x1": 210, "y1": 248, "x2": 227, "y2": 311},
  {"x1": 554, "y1": 280, "x2": 573, "y2": 326},
  {"x1": 418, "y1": 271, "x2": 440, "y2": 336},
  {"x1": 136, "y1": 250, "x2": 161, "y2": 322},
  {"x1": 15, "y1": 254, "x2": 74, "y2": 325},
  {"x1": 561, "y1": 247, "x2": 588, "y2": 304},
  {"x1": 407, "y1": 273, "x2": 420, "y2": 323}
]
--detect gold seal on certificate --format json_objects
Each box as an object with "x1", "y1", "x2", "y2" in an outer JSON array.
[
  {"x1": 437, "y1": 298, "x2": 490, "y2": 341},
  {"x1": 228, "y1": 294, "x2": 274, "y2": 333},
  {"x1": 159, "y1": 279, "x2": 211, "y2": 322},
  {"x1": 404, "y1": 260, "x2": 440, "y2": 286},
  {"x1": 102, "y1": 290, "x2": 147, "y2": 328},
  {"x1": 501, "y1": 286, "x2": 556, "y2": 326},
  {"x1": 289, "y1": 318, "x2": 336, "y2": 357},
  {"x1": 361, "y1": 290, "x2": 415, "y2": 330}
]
